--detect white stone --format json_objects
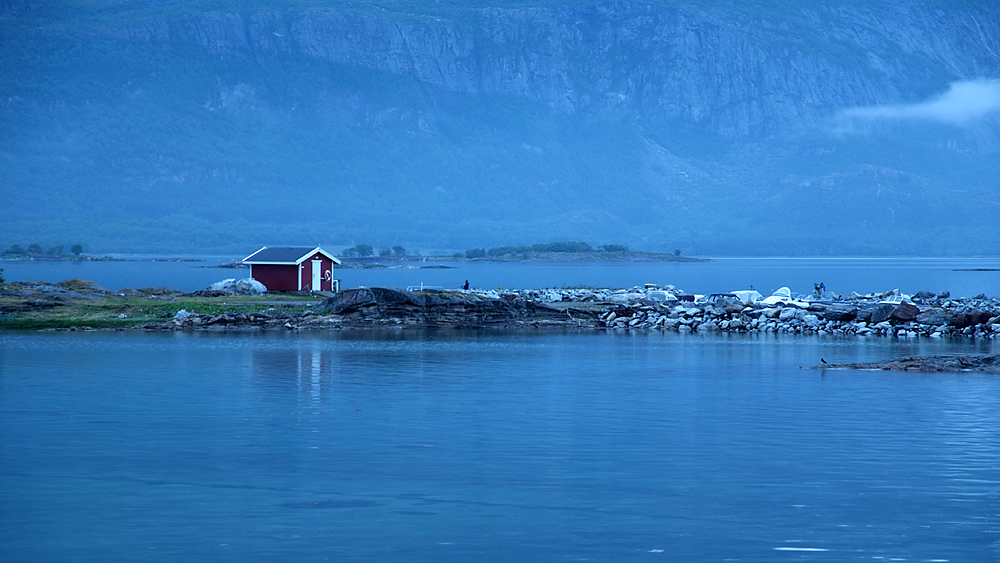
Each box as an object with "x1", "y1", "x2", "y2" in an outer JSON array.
[
  {"x1": 207, "y1": 277, "x2": 266, "y2": 295},
  {"x1": 208, "y1": 278, "x2": 237, "y2": 291},
  {"x1": 235, "y1": 278, "x2": 267, "y2": 295}
]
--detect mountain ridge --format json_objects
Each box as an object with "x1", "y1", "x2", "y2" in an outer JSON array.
[{"x1": 1, "y1": 0, "x2": 998, "y2": 254}]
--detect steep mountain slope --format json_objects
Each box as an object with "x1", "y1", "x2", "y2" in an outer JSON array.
[{"x1": 2, "y1": 0, "x2": 998, "y2": 254}]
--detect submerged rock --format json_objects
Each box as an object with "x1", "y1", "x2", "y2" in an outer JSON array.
[{"x1": 814, "y1": 354, "x2": 1000, "y2": 373}]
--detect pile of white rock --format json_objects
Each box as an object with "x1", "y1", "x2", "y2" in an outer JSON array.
[
  {"x1": 465, "y1": 285, "x2": 1000, "y2": 339},
  {"x1": 467, "y1": 286, "x2": 680, "y2": 305}
]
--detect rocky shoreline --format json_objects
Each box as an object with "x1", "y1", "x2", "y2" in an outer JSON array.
[
  {"x1": 141, "y1": 285, "x2": 1000, "y2": 338},
  {"x1": 2, "y1": 281, "x2": 998, "y2": 339},
  {"x1": 574, "y1": 286, "x2": 1000, "y2": 339},
  {"x1": 144, "y1": 287, "x2": 596, "y2": 331}
]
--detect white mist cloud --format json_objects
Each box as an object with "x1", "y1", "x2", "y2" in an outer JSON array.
[{"x1": 842, "y1": 79, "x2": 1000, "y2": 126}]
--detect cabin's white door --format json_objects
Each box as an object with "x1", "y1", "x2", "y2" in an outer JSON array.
[{"x1": 312, "y1": 260, "x2": 322, "y2": 291}]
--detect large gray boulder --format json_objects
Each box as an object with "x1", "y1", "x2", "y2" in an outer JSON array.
[
  {"x1": 870, "y1": 303, "x2": 898, "y2": 324},
  {"x1": 207, "y1": 277, "x2": 267, "y2": 295},
  {"x1": 823, "y1": 304, "x2": 858, "y2": 322},
  {"x1": 951, "y1": 310, "x2": 994, "y2": 328},
  {"x1": 916, "y1": 308, "x2": 951, "y2": 326},
  {"x1": 778, "y1": 307, "x2": 797, "y2": 322},
  {"x1": 891, "y1": 302, "x2": 920, "y2": 322}
]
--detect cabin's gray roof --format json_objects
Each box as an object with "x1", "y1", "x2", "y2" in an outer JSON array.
[{"x1": 243, "y1": 246, "x2": 339, "y2": 264}]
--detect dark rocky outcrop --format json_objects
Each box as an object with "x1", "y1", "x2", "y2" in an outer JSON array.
[{"x1": 321, "y1": 287, "x2": 595, "y2": 328}]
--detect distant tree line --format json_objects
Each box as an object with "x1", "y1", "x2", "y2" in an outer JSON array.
[
  {"x1": 460, "y1": 241, "x2": 631, "y2": 258},
  {"x1": 340, "y1": 244, "x2": 407, "y2": 258},
  {"x1": 3, "y1": 243, "x2": 84, "y2": 256},
  {"x1": 335, "y1": 241, "x2": 646, "y2": 260}
]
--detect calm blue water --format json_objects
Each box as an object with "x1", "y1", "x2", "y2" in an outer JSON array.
[
  {"x1": 2, "y1": 331, "x2": 998, "y2": 562},
  {"x1": 2, "y1": 256, "x2": 999, "y2": 296}
]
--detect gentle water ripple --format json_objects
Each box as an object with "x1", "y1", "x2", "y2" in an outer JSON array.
[{"x1": 1, "y1": 331, "x2": 998, "y2": 562}]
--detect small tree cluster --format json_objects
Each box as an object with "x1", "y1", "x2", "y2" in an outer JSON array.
[
  {"x1": 4, "y1": 243, "x2": 82, "y2": 255},
  {"x1": 599, "y1": 244, "x2": 629, "y2": 252},
  {"x1": 340, "y1": 243, "x2": 374, "y2": 258},
  {"x1": 341, "y1": 244, "x2": 407, "y2": 258}
]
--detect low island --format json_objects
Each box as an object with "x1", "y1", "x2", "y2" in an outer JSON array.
[{"x1": 2, "y1": 279, "x2": 997, "y2": 341}]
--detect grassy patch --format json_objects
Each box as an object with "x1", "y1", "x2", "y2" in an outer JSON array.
[{"x1": 0, "y1": 291, "x2": 322, "y2": 330}]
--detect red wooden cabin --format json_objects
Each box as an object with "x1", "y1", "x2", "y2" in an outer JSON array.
[{"x1": 242, "y1": 246, "x2": 341, "y2": 292}]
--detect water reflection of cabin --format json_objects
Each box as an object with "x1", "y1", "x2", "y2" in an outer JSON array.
[
  {"x1": 242, "y1": 246, "x2": 341, "y2": 292},
  {"x1": 251, "y1": 348, "x2": 335, "y2": 406}
]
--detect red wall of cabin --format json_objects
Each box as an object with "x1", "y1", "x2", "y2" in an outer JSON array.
[{"x1": 250, "y1": 264, "x2": 299, "y2": 292}]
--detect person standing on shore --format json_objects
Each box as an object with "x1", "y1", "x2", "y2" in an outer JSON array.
[{"x1": 814, "y1": 282, "x2": 826, "y2": 298}]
